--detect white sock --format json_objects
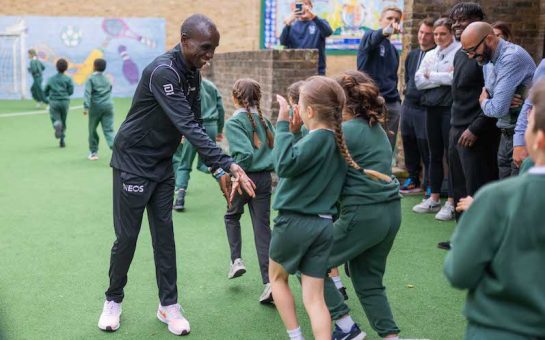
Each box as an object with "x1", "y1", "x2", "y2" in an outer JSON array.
[
  {"x1": 335, "y1": 315, "x2": 355, "y2": 333},
  {"x1": 383, "y1": 337, "x2": 399, "y2": 340},
  {"x1": 287, "y1": 326, "x2": 304, "y2": 340},
  {"x1": 332, "y1": 275, "x2": 344, "y2": 289}
]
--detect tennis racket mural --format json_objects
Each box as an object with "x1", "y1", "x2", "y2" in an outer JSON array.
[{"x1": 0, "y1": 16, "x2": 165, "y2": 99}]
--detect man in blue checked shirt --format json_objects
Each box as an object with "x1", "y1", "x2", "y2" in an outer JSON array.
[
  {"x1": 513, "y1": 59, "x2": 545, "y2": 168},
  {"x1": 461, "y1": 21, "x2": 536, "y2": 178}
]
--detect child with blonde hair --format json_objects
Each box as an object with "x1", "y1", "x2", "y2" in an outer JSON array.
[{"x1": 271, "y1": 76, "x2": 389, "y2": 340}]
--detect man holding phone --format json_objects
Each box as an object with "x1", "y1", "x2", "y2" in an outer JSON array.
[
  {"x1": 280, "y1": 0, "x2": 333, "y2": 75},
  {"x1": 357, "y1": 7, "x2": 403, "y2": 150}
]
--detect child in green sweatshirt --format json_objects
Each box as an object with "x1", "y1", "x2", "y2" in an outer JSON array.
[
  {"x1": 83, "y1": 58, "x2": 115, "y2": 160},
  {"x1": 172, "y1": 69, "x2": 225, "y2": 211},
  {"x1": 444, "y1": 79, "x2": 545, "y2": 340},
  {"x1": 27, "y1": 49, "x2": 48, "y2": 107},
  {"x1": 270, "y1": 76, "x2": 347, "y2": 340},
  {"x1": 270, "y1": 76, "x2": 390, "y2": 340},
  {"x1": 223, "y1": 78, "x2": 275, "y2": 304},
  {"x1": 323, "y1": 71, "x2": 401, "y2": 340},
  {"x1": 44, "y1": 58, "x2": 74, "y2": 148}
]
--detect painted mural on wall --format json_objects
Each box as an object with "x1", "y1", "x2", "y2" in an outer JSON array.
[
  {"x1": 0, "y1": 16, "x2": 165, "y2": 98},
  {"x1": 262, "y1": 0, "x2": 404, "y2": 52}
]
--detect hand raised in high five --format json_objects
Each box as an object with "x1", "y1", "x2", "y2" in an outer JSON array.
[{"x1": 289, "y1": 105, "x2": 304, "y2": 133}]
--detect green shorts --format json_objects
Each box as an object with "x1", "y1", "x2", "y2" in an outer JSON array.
[{"x1": 269, "y1": 211, "x2": 333, "y2": 278}]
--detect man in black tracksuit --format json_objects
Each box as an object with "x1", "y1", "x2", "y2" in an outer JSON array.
[
  {"x1": 439, "y1": 3, "x2": 499, "y2": 250},
  {"x1": 99, "y1": 15, "x2": 255, "y2": 336}
]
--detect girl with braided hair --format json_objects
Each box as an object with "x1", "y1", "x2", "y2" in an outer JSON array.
[
  {"x1": 324, "y1": 70, "x2": 401, "y2": 340},
  {"x1": 223, "y1": 78, "x2": 275, "y2": 304},
  {"x1": 270, "y1": 76, "x2": 391, "y2": 340}
]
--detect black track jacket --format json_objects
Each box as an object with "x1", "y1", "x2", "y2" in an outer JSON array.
[{"x1": 111, "y1": 44, "x2": 233, "y2": 181}]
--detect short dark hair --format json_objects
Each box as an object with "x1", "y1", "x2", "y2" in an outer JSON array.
[
  {"x1": 419, "y1": 17, "x2": 435, "y2": 29},
  {"x1": 434, "y1": 17, "x2": 453, "y2": 32},
  {"x1": 180, "y1": 14, "x2": 216, "y2": 38},
  {"x1": 492, "y1": 21, "x2": 512, "y2": 41},
  {"x1": 94, "y1": 58, "x2": 107, "y2": 72},
  {"x1": 531, "y1": 79, "x2": 545, "y2": 133},
  {"x1": 449, "y1": 2, "x2": 485, "y2": 21},
  {"x1": 56, "y1": 58, "x2": 68, "y2": 73}
]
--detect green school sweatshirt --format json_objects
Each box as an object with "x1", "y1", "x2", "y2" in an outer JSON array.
[
  {"x1": 28, "y1": 58, "x2": 45, "y2": 78},
  {"x1": 272, "y1": 121, "x2": 347, "y2": 215},
  {"x1": 200, "y1": 79, "x2": 225, "y2": 132},
  {"x1": 83, "y1": 72, "x2": 113, "y2": 110},
  {"x1": 224, "y1": 108, "x2": 275, "y2": 172},
  {"x1": 340, "y1": 118, "x2": 400, "y2": 206},
  {"x1": 444, "y1": 171, "x2": 545, "y2": 337},
  {"x1": 44, "y1": 73, "x2": 74, "y2": 101}
]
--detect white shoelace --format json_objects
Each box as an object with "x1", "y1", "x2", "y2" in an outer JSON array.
[
  {"x1": 165, "y1": 304, "x2": 184, "y2": 320},
  {"x1": 104, "y1": 301, "x2": 120, "y2": 316}
]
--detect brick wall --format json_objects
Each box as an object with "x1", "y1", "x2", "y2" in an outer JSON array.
[
  {"x1": 404, "y1": 0, "x2": 545, "y2": 62},
  {"x1": 4, "y1": 0, "x2": 543, "y2": 64},
  {"x1": 207, "y1": 49, "x2": 318, "y2": 122}
]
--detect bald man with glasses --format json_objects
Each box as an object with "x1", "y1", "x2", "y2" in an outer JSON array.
[{"x1": 461, "y1": 22, "x2": 536, "y2": 179}]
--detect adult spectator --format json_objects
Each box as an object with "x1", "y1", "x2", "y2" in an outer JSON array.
[
  {"x1": 492, "y1": 21, "x2": 512, "y2": 41},
  {"x1": 412, "y1": 18, "x2": 460, "y2": 221},
  {"x1": 280, "y1": 0, "x2": 333, "y2": 75},
  {"x1": 513, "y1": 59, "x2": 545, "y2": 168},
  {"x1": 400, "y1": 17, "x2": 435, "y2": 195},
  {"x1": 357, "y1": 6, "x2": 403, "y2": 150},
  {"x1": 462, "y1": 21, "x2": 536, "y2": 178},
  {"x1": 441, "y1": 2, "x2": 499, "y2": 250}
]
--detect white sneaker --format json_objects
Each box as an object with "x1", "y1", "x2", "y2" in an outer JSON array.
[
  {"x1": 412, "y1": 197, "x2": 441, "y2": 213},
  {"x1": 228, "y1": 258, "x2": 246, "y2": 279},
  {"x1": 157, "y1": 303, "x2": 190, "y2": 336},
  {"x1": 88, "y1": 152, "x2": 99, "y2": 160},
  {"x1": 98, "y1": 300, "x2": 122, "y2": 332},
  {"x1": 259, "y1": 283, "x2": 273, "y2": 304},
  {"x1": 435, "y1": 201, "x2": 455, "y2": 221}
]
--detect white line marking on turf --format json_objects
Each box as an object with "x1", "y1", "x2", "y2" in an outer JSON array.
[{"x1": 0, "y1": 105, "x2": 84, "y2": 118}]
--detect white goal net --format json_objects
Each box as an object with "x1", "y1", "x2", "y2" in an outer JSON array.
[{"x1": 0, "y1": 33, "x2": 27, "y2": 99}]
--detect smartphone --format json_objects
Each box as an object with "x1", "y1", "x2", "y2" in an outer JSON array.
[{"x1": 295, "y1": 2, "x2": 303, "y2": 15}]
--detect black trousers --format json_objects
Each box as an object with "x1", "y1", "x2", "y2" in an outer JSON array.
[
  {"x1": 106, "y1": 169, "x2": 178, "y2": 306},
  {"x1": 448, "y1": 126, "x2": 500, "y2": 220},
  {"x1": 401, "y1": 102, "x2": 430, "y2": 185},
  {"x1": 224, "y1": 171, "x2": 272, "y2": 284},
  {"x1": 426, "y1": 106, "x2": 452, "y2": 195}
]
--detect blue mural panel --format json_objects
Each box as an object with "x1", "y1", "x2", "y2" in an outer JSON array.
[
  {"x1": 262, "y1": 0, "x2": 404, "y2": 52},
  {"x1": 0, "y1": 16, "x2": 166, "y2": 98}
]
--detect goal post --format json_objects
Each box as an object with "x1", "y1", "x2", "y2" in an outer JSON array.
[{"x1": 0, "y1": 32, "x2": 27, "y2": 99}]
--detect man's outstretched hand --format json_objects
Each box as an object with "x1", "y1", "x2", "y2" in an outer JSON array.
[{"x1": 229, "y1": 163, "x2": 256, "y2": 202}]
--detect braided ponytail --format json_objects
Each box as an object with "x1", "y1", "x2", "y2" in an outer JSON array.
[
  {"x1": 256, "y1": 102, "x2": 274, "y2": 148},
  {"x1": 233, "y1": 78, "x2": 272, "y2": 149},
  {"x1": 302, "y1": 76, "x2": 393, "y2": 183},
  {"x1": 243, "y1": 100, "x2": 261, "y2": 149}
]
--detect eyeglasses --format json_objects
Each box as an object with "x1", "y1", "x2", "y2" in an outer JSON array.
[{"x1": 461, "y1": 35, "x2": 487, "y2": 56}]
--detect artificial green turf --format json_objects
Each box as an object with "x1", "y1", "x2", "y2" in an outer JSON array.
[{"x1": 0, "y1": 99, "x2": 466, "y2": 340}]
